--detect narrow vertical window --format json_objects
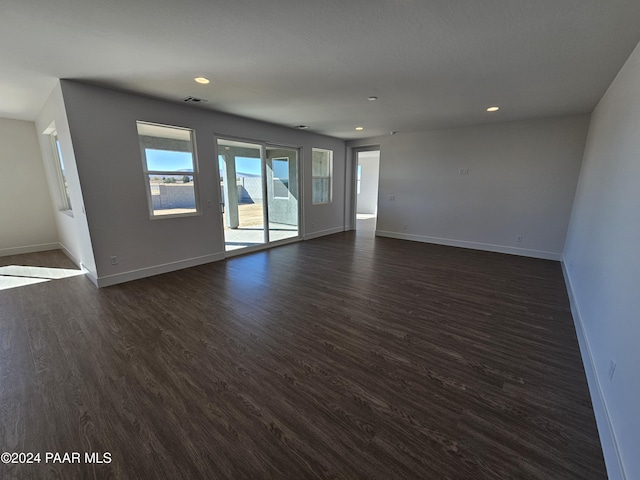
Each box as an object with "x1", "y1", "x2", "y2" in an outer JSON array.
[
  {"x1": 137, "y1": 122, "x2": 199, "y2": 218},
  {"x1": 357, "y1": 164, "x2": 362, "y2": 195},
  {"x1": 51, "y1": 133, "x2": 72, "y2": 212},
  {"x1": 312, "y1": 148, "x2": 332, "y2": 204}
]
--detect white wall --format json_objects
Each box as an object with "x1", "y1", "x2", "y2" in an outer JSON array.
[
  {"x1": 59, "y1": 81, "x2": 346, "y2": 286},
  {"x1": 563, "y1": 40, "x2": 640, "y2": 480},
  {"x1": 35, "y1": 84, "x2": 97, "y2": 277},
  {"x1": 356, "y1": 151, "x2": 380, "y2": 215},
  {"x1": 0, "y1": 118, "x2": 58, "y2": 256},
  {"x1": 349, "y1": 114, "x2": 590, "y2": 259}
]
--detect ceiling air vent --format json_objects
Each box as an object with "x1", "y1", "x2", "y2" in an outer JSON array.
[{"x1": 182, "y1": 96, "x2": 207, "y2": 103}]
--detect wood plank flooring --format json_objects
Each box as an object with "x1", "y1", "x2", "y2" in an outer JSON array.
[{"x1": 0, "y1": 232, "x2": 607, "y2": 479}]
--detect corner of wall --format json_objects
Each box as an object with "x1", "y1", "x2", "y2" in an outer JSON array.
[{"x1": 35, "y1": 82, "x2": 98, "y2": 281}]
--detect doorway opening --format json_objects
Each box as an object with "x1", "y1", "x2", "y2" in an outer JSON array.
[
  {"x1": 354, "y1": 149, "x2": 380, "y2": 233},
  {"x1": 217, "y1": 138, "x2": 300, "y2": 253}
]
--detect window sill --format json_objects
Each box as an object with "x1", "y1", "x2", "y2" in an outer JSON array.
[{"x1": 149, "y1": 210, "x2": 201, "y2": 220}]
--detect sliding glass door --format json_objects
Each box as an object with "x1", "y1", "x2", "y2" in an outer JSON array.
[
  {"x1": 218, "y1": 139, "x2": 265, "y2": 251},
  {"x1": 217, "y1": 138, "x2": 299, "y2": 252}
]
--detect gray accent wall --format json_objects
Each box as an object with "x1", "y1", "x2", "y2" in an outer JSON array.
[
  {"x1": 348, "y1": 114, "x2": 590, "y2": 259},
  {"x1": 563, "y1": 40, "x2": 640, "y2": 480},
  {"x1": 56, "y1": 81, "x2": 345, "y2": 286}
]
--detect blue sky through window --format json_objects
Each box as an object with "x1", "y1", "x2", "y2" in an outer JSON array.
[
  {"x1": 273, "y1": 159, "x2": 289, "y2": 179},
  {"x1": 146, "y1": 149, "x2": 193, "y2": 172},
  {"x1": 218, "y1": 156, "x2": 262, "y2": 176},
  {"x1": 55, "y1": 139, "x2": 66, "y2": 173}
]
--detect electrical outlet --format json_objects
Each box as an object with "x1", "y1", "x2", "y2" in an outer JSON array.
[
  {"x1": 403, "y1": 224, "x2": 407, "y2": 230},
  {"x1": 110, "y1": 256, "x2": 118, "y2": 266},
  {"x1": 516, "y1": 235, "x2": 523, "y2": 243},
  {"x1": 388, "y1": 194, "x2": 396, "y2": 201},
  {"x1": 459, "y1": 168, "x2": 469, "y2": 175},
  {"x1": 608, "y1": 360, "x2": 617, "y2": 381}
]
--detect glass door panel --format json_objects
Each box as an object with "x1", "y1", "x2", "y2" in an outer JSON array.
[
  {"x1": 217, "y1": 139, "x2": 266, "y2": 251},
  {"x1": 266, "y1": 146, "x2": 299, "y2": 243}
]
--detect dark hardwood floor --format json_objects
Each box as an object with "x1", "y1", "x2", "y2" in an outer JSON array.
[{"x1": 0, "y1": 231, "x2": 606, "y2": 479}]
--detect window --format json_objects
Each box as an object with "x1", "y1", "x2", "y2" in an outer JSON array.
[
  {"x1": 357, "y1": 164, "x2": 362, "y2": 195},
  {"x1": 51, "y1": 133, "x2": 72, "y2": 212},
  {"x1": 312, "y1": 148, "x2": 332, "y2": 204},
  {"x1": 137, "y1": 122, "x2": 199, "y2": 218},
  {"x1": 272, "y1": 157, "x2": 289, "y2": 198}
]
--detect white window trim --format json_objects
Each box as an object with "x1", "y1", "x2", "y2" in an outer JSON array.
[
  {"x1": 137, "y1": 121, "x2": 201, "y2": 219},
  {"x1": 50, "y1": 132, "x2": 73, "y2": 214},
  {"x1": 312, "y1": 148, "x2": 333, "y2": 205}
]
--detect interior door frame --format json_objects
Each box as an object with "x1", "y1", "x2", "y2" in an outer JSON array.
[
  {"x1": 214, "y1": 133, "x2": 303, "y2": 258},
  {"x1": 349, "y1": 145, "x2": 381, "y2": 231}
]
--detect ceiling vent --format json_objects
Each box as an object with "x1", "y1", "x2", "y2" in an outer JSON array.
[{"x1": 182, "y1": 96, "x2": 207, "y2": 103}]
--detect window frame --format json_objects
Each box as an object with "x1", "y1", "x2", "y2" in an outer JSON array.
[
  {"x1": 50, "y1": 132, "x2": 73, "y2": 214},
  {"x1": 311, "y1": 148, "x2": 333, "y2": 205},
  {"x1": 137, "y1": 121, "x2": 201, "y2": 219}
]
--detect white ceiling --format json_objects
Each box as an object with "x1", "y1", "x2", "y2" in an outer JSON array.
[{"x1": 2, "y1": 0, "x2": 640, "y2": 139}]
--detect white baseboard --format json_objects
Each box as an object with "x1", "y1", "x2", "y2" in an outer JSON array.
[
  {"x1": 96, "y1": 252, "x2": 225, "y2": 287},
  {"x1": 0, "y1": 242, "x2": 60, "y2": 257},
  {"x1": 375, "y1": 230, "x2": 561, "y2": 261},
  {"x1": 83, "y1": 270, "x2": 98, "y2": 287},
  {"x1": 57, "y1": 243, "x2": 81, "y2": 267},
  {"x1": 561, "y1": 260, "x2": 626, "y2": 480},
  {"x1": 58, "y1": 243, "x2": 101, "y2": 287},
  {"x1": 304, "y1": 226, "x2": 346, "y2": 241}
]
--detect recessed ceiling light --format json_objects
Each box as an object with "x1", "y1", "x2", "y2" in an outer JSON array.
[
  {"x1": 194, "y1": 77, "x2": 210, "y2": 84},
  {"x1": 355, "y1": 127, "x2": 364, "y2": 131},
  {"x1": 294, "y1": 125, "x2": 309, "y2": 130},
  {"x1": 367, "y1": 96, "x2": 378, "y2": 101},
  {"x1": 486, "y1": 106, "x2": 500, "y2": 112}
]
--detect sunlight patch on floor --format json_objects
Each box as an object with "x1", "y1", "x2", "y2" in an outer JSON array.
[{"x1": 0, "y1": 265, "x2": 84, "y2": 291}]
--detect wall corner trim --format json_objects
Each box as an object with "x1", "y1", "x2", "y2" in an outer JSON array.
[
  {"x1": 561, "y1": 259, "x2": 627, "y2": 480},
  {"x1": 58, "y1": 242, "x2": 81, "y2": 268},
  {"x1": 84, "y1": 270, "x2": 99, "y2": 287},
  {"x1": 374, "y1": 231, "x2": 561, "y2": 260},
  {"x1": 96, "y1": 252, "x2": 225, "y2": 287}
]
